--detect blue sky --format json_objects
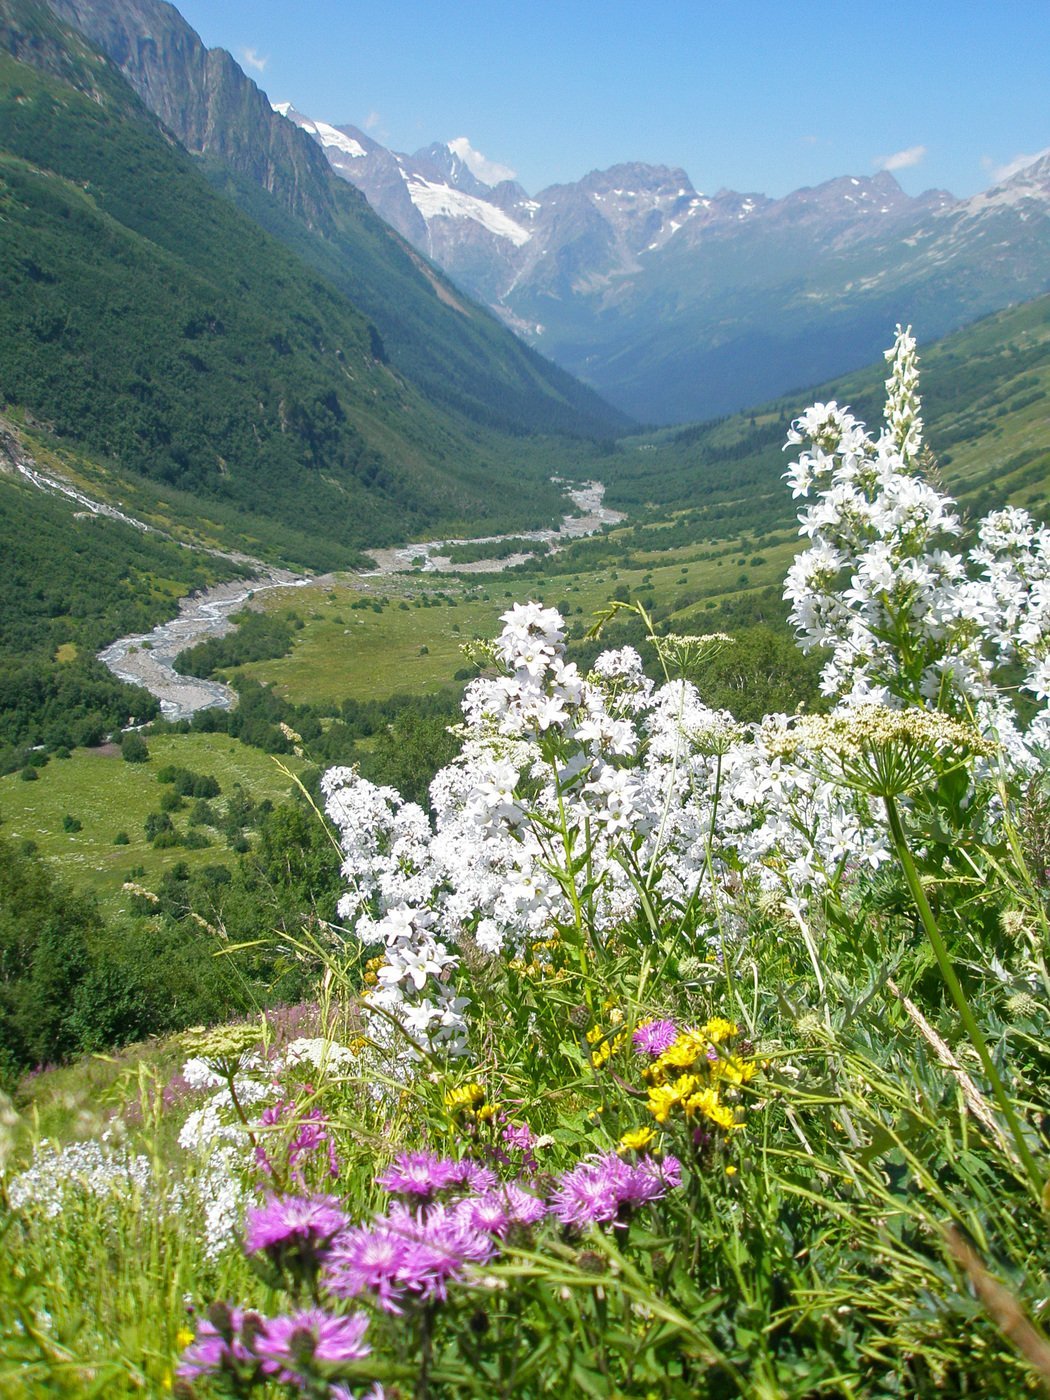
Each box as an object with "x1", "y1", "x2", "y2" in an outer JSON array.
[{"x1": 175, "y1": 0, "x2": 1050, "y2": 199}]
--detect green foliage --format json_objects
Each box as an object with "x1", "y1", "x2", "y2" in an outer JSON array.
[
  {"x1": 120, "y1": 732, "x2": 149, "y2": 764},
  {"x1": 173, "y1": 608, "x2": 296, "y2": 679},
  {"x1": 0, "y1": 834, "x2": 145, "y2": 1081},
  {"x1": 445, "y1": 537, "x2": 550, "y2": 565},
  {"x1": 357, "y1": 708, "x2": 462, "y2": 808},
  {"x1": 155, "y1": 766, "x2": 221, "y2": 799}
]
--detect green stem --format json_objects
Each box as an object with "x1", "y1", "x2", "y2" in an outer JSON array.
[{"x1": 883, "y1": 793, "x2": 1045, "y2": 1202}]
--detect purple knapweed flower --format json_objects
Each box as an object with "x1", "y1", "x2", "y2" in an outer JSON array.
[
  {"x1": 458, "y1": 1180, "x2": 547, "y2": 1237},
  {"x1": 324, "y1": 1221, "x2": 409, "y2": 1313},
  {"x1": 176, "y1": 1306, "x2": 264, "y2": 1381},
  {"x1": 375, "y1": 1151, "x2": 460, "y2": 1200},
  {"x1": 325, "y1": 1202, "x2": 495, "y2": 1313},
  {"x1": 254, "y1": 1307, "x2": 370, "y2": 1385},
  {"x1": 550, "y1": 1158, "x2": 620, "y2": 1228},
  {"x1": 246, "y1": 1193, "x2": 348, "y2": 1259},
  {"x1": 550, "y1": 1151, "x2": 680, "y2": 1229},
  {"x1": 448, "y1": 1158, "x2": 498, "y2": 1193},
  {"x1": 632, "y1": 1019, "x2": 678, "y2": 1056}
]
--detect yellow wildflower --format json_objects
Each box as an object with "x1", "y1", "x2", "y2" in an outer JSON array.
[
  {"x1": 646, "y1": 1083, "x2": 684, "y2": 1124},
  {"x1": 684, "y1": 1086, "x2": 739, "y2": 1132},
  {"x1": 444, "y1": 1082, "x2": 486, "y2": 1115},
  {"x1": 700, "y1": 1016, "x2": 739, "y2": 1045},
  {"x1": 711, "y1": 1054, "x2": 757, "y2": 1086},
  {"x1": 591, "y1": 1032, "x2": 626, "y2": 1067},
  {"x1": 617, "y1": 1126, "x2": 657, "y2": 1154},
  {"x1": 658, "y1": 1029, "x2": 708, "y2": 1071}
]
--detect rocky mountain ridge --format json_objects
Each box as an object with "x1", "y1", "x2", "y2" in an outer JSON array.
[{"x1": 281, "y1": 106, "x2": 1050, "y2": 422}]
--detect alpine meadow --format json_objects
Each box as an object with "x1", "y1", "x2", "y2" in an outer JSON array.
[{"x1": 3, "y1": 2, "x2": 1050, "y2": 1398}]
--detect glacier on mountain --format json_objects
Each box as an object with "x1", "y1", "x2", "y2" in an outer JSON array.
[{"x1": 406, "y1": 178, "x2": 531, "y2": 245}]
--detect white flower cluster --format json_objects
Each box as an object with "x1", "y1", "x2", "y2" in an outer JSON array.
[
  {"x1": 177, "y1": 1052, "x2": 273, "y2": 1255},
  {"x1": 7, "y1": 1134, "x2": 153, "y2": 1220},
  {"x1": 783, "y1": 326, "x2": 1050, "y2": 764},
  {"x1": 324, "y1": 329, "x2": 1050, "y2": 1059},
  {"x1": 176, "y1": 1035, "x2": 357, "y2": 1255},
  {"x1": 325, "y1": 605, "x2": 889, "y2": 1057}
]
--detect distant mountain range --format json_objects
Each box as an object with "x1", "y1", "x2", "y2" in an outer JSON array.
[{"x1": 279, "y1": 106, "x2": 1050, "y2": 423}]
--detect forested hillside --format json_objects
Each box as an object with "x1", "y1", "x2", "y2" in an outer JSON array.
[
  {"x1": 600, "y1": 294, "x2": 1050, "y2": 533},
  {"x1": 42, "y1": 0, "x2": 630, "y2": 441}
]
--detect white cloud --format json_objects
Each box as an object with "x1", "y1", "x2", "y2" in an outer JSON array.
[
  {"x1": 983, "y1": 147, "x2": 1050, "y2": 183},
  {"x1": 448, "y1": 137, "x2": 516, "y2": 186},
  {"x1": 239, "y1": 47, "x2": 267, "y2": 74},
  {"x1": 364, "y1": 110, "x2": 382, "y2": 132},
  {"x1": 874, "y1": 144, "x2": 927, "y2": 173}
]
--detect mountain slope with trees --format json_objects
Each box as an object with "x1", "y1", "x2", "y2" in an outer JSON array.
[{"x1": 41, "y1": 0, "x2": 630, "y2": 442}]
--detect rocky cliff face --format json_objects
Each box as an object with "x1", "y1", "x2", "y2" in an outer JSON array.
[{"x1": 45, "y1": 0, "x2": 355, "y2": 231}]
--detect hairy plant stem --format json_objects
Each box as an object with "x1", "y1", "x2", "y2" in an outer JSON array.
[{"x1": 883, "y1": 793, "x2": 1045, "y2": 1203}]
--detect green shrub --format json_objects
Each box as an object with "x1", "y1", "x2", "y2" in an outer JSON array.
[{"x1": 120, "y1": 732, "x2": 150, "y2": 764}]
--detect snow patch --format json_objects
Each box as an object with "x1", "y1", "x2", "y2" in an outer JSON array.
[
  {"x1": 406, "y1": 178, "x2": 532, "y2": 245},
  {"x1": 273, "y1": 103, "x2": 366, "y2": 158},
  {"x1": 311, "y1": 120, "x2": 366, "y2": 158}
]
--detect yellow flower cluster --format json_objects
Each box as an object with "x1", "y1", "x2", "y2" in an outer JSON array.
[
  {"x1": 443, "y1": 1081, "x2": 496, "y2": 1122},
  {"x1": 586, "y1": 1023, "x2": 627, "y2": 1068},
  {"x1": 509, "y1": 935, "x2": 567, "y2": 981},
  {"x1": 617, "y1": 1125, "x2": 657, "y2": 1154},
  {"x1": 642, "y1": 1019, "x2": 755, "y2": 1134}
]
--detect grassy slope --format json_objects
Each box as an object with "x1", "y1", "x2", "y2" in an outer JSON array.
[
  {"x1": 0, "y1": 733, "x2": 303, "y2": 908},
  {"x1": 604, "y1": 294, "x2": 1050, "y2": 524}
]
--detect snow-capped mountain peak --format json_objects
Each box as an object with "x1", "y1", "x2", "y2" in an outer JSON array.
[
  {"x1": 272, "y1": 102, "x2": 1050, "y2": 424},
  {"x1": 272, "y1": 103, "x2": 366, "y2": 160}
]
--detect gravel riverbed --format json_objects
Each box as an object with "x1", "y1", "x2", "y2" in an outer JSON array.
[{"x1": 99, "y1": 482, "x2": 621, "y2": 720}]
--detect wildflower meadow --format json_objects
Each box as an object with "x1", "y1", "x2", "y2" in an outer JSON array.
[{"x1": 4, "y1": 329, "x2": 1050, "y2": 1397}]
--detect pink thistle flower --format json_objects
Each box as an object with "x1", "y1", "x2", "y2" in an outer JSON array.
[
  {"x1": 449, "y1": 1159, "x2": 498, "y2": 1193},
  {"x1": 551, "y1": 1151, "x2": 680, "y2": 1229},
  {"x1": 458, "y1": 1180, "x2": 547, "y2": 1236},
  {"x1": 245, "y1": 1193, "x2": 347, "y2": 1259},
  {"x1": 325, "y1": 1203, "x2": 494, "y2": 1312},
  {"x1": 176, "y1": 1305, "x2": 264, "y2": 1382},
  {"x1": 632, "y1": 1020, "x2": 678, "y2": 1056},
  {"x1": 254, "y1": 1307, "x2": 370, "y2": 1385},
  {"x1": 375, "y1": 1151, "x2": 460, "y2": 1200}
]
